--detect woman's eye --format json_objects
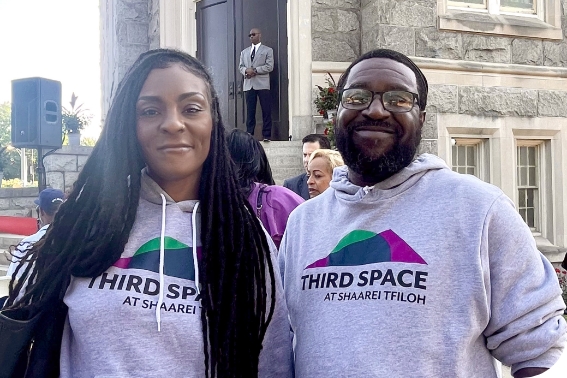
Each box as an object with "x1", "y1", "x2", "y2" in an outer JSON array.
[
  {"x1": 184, "y1": 106, "x2": 203, "y2": 114},
  {"x1": 139, "y1": 108, "x2": 159, "y2": 116}
]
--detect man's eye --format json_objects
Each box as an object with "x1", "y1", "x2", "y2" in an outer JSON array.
[{"x1": 345, "y1": 95, "x2": 369, "y2": 104}]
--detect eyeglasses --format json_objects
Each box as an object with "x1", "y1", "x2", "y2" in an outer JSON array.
[
  {"x1": 340, "y1": 88, "x2": 419, "y2": 113},
  {"x1": 248, "y1": 33, "x2": 258, "y2": 37}
]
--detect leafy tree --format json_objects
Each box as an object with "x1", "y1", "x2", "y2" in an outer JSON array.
[{"x1": 0, "y1": 102, "x2": 21, "y2": 179}]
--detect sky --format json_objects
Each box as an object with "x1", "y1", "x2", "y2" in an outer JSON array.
[{"x1": 0, "y1": 0, "x2": 101, "y2": 138}]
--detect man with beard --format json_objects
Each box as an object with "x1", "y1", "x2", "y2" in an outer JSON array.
[{"x1": 279, "y1": 49, "x2": 566, "y2": 378}]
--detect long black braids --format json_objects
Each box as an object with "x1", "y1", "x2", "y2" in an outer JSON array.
[{"x1": 6, "y1": 49, "x2": 276, "y2": 378}]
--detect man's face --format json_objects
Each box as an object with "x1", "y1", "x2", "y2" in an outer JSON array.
[
  {"x1": 249, "y1": 29, "x2": 261, "y2": 45},
  {"x1": 335, "y1": 57, "x2": 425, "y2": 183},
  {"x1": 302, "y1": 141, "x2": 321, "y2": 172}
]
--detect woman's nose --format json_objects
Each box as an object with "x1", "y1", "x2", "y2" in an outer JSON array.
[{"x1": 160, "y1": 109, "x2": 184, "y2": 133}]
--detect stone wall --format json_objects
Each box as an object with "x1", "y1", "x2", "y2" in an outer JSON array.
[
  {"x1": 0, "y1": 146, "x2": 94, "y2": 217},
  {"x1": 101, "y1": 0, "x2": 152, "y2": 115},
  {"x1": 312, "y1": 0, "x2": 361, "y2": 62}
]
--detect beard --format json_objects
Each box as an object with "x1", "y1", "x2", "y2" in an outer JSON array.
[{"x1": 336, "y1": 119, "x2": 421, "y2": 183}]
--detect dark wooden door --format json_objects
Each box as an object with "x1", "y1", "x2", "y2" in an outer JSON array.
[{"x1": 196, "y1": 0, "x2": 288, "y2": 140}]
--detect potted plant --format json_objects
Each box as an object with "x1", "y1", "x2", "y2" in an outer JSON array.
[
  {"x1": 62, "y1": 92, "x2": 91, "y2": 146},
  {"x1": 313, "y1": 73, "x2": 339, "y2": 147}
]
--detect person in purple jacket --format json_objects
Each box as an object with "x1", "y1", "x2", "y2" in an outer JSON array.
[{"x1": 227, "y1": 129, "x2": 304, "y2": 249}]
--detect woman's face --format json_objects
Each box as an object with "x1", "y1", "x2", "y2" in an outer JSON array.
[
  {"x1": 136, "y1": 63, "x2": 213, "y2": 200},
  {"x1": 307, "y1": 156, "x2": 333, "y2": 198}
]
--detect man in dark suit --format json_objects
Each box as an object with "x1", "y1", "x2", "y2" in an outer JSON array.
[
  {"x1": 283, "y1": 134, "x2": 331, "y2": 200},
  {"x1": 239, "y1": 28, "x2": 274, "y2": 141}
]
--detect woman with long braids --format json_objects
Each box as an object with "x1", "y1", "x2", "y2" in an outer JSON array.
[{"x1": 2, "y1": 49, "x2": 292, "y2": 377}]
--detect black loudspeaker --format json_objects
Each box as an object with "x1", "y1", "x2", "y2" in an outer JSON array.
[{"x1": 11, "y1": 77, "x2": 62, "y2": 149}]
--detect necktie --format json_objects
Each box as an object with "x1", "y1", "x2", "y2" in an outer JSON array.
[{"x1": 251, "y1": 46, "x2": 256, "y2": 62}]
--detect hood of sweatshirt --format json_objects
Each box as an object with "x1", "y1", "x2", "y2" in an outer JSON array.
[
  {"x1": 140, "y1": 168, "x2": 201, "y2": 331},
  {"x1": 330, "y1": 153, "x2": 449, "y2": 202}
]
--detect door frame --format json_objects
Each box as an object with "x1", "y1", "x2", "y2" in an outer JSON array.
[{"x1": 159, "y1": 0, "x2": 312, "y2": 139}]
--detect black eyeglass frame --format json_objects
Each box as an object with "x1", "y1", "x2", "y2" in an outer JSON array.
[
  {"x1": 248, "y1": 33, "x2": 258, "y2": 37},
  {"x1": 339, "y1": 88, "x2": 420, "y2": 113}
]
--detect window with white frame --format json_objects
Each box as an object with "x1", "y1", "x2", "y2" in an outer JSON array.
[
  {"x1": 439, "y1": 0, "x2": 561, "y2": 40},
  {"x1": 449, "y1": 0, "x2": 536, "y2": 15},
  {"x1": 516, "y1": 142, "x2": 540, "y2": 231},
  {"x1": 450, "y1": 138, "x2": 489, "y2": 181}
]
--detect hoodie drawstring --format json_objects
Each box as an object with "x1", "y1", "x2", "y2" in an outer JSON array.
[
  {"x1": 156, "y1": 193, "x2": 167, "y2": 332},
  {"x1": 192, "y1": 201, "x2": 201, "y2": 295},
  {"x1": 155, "y1": 195, "x2": 200, "y2": 332}
]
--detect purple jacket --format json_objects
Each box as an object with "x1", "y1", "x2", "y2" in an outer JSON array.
[{"x1": 247, "y1": 183, "x2": 304, "y2": 249}]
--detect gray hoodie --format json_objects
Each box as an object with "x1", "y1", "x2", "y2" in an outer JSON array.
[
  {"x1": 59, "y1": 171, "x2": 293, "y2": 377},
  {"x1": 279, "y1": 153, "x2": 566, "y2": 377}
]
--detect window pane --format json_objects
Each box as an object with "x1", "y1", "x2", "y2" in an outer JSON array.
[
  {"x1": 527, "y1": 208, "x2": 535, "y2": 228},
  {"x1": 520, "y1": 167, "x2": 527, "y2": 186},
  {"x1": 467, "y1": 167, "x2": 475, "y2": 175},
  {"x1": 526, "y1": 189, "x2": 534, "y2": 207},
  {"x1": 528, "y1": 146, "x2": 536, "y2": 165},
  {"x1": 458, "y1": 167, "x2": 466, "y2": 174},
  {"x1": 467, "y1": 146, "x2": 475, "y2": 165},
  {"x1": 528, "y1": 167, "x2": 536, "y2": 186},
  {"x1": 519, "y1": 146, "x2": 527, "y2": 165},
  {"x1": 519, "y1": 208, "x2": 527, "y2": 222},
  {"x1": 519, "y1": 189, "x2": 525, "y2": 207},
  {"x1": 452, "y1": 145, "x2": 457, "y2": 166},
  {"x1": 458, "y1": 145, "x2": 465, "y2": 164},
  {"x1": 501, "y1": 0, "x2": 534, "y2": 10},
  {"x1": 453, "y1": 0, "x2": 485, "y2": 4}
]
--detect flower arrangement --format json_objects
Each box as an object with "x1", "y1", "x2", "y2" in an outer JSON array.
[
  {"x1": 62, "y1": 93, "x2": 91, "y2": 134},
  {"x1": 314, "y1": 72, "x2": 339, "y2": 119}
]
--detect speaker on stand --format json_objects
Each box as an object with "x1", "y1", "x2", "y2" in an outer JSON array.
[{"x1": 11, "y1": 77, "x2": 63, "y2": 192}]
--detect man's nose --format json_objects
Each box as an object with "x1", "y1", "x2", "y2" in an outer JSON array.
[{"x1": 362, "y1": 94, "x2": 389, "y2": 120}]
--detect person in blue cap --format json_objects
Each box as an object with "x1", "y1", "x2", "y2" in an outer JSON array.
[{"x1": 6, "y1": 188, "x2": 64, "y2": 279}]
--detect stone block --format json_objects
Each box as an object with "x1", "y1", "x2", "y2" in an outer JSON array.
[
  {"x1": 379, "y1": 25, "x2": 415, "y2": 56},
  {"x1": 361, "y1": 26, "x2": 380, "y2": 53},
  {"x1": 459, "y1": 87, "x2": 538, "y2": 117},
  {"x1": 462, "y1": 35, "x2": 511, "y2": 63},
  {"x1": 511, "y1": 39, "x2": 543, "y2": 65},
  {"x1": 312, "y1": 34, "x2": 358, "y2": 61},
  {"x1": 537, "y1": 90, "x2": 567, "y2": 117},
  {"x1": 46, "y1": 172, "x2": 65, "y2": 192},
  {"x1": 543, "y1": 41, "x2": 567, "y2": 67},
  {"x1": 0, "y1": 199, "x2": 10, "y2": 211},
  {"x1": 417, "y1": 139, "x2": 438, "y2": 155},
  {"x1": 77, "y1": 156, "x2": 89, "y2": 171},
  {"x1": 337, "y1": 10, "x2": 359, "y2": 33},
  {"x1": 416, "y1": 28, "x2": 462, "y2": 60},
  {"x1": 313, "y1": 0, "x2": 360, "y2": 8},
  {"x1": 10, "y1": 197, "x2": 36, "y2": 210},
  {"x1": 118, "y1": 44, "x2": 150, "y2": 69},
  {"x1": 117, "y1": 0, "x2": 149, "y2": 22},
  {"x1": 421, "y1": 112, "x2": 438, "y2": 139},
  {"x1": 427, "y1": 85, "x2": 458, "y2": 113},
  {"x1": 127, "y1": 22, "x2": 149, "y2": 44},
  {"x1": 312, "y1": 9, "x2": 337, "y2": 33},
  {"x1": 361, "y1": 0, "x2": 374, "y2": 8},
  {"x1": 44, "y1": 155, "x2": 77, "y2": 172},
  {"x1": 64, "y1": 172, "x2": 81, "y2": 191},
  {"x1": 388, "y1": 0, "x2": 436, "y2": 28}
]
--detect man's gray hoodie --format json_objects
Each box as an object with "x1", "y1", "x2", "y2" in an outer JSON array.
[{"x1": 279, "y1": 153, "x2": 566, "y2": 377}]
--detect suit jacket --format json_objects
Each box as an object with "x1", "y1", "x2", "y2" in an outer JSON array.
[
  {"x1": 283, "y1": 172, "x2": 309, "y2": 201},
  {"x1": 239, "y1": 44, "x2": 274, "y2": 91}
]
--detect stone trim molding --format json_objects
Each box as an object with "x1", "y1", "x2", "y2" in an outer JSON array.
[
  {"x1": 313, "y1": 58, "x2": 567, "y2": 79},
  {"x1": 438, "y1": 0, "x2": 563, "y2": 40}
]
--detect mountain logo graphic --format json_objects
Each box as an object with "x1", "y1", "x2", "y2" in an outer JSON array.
[
  {"x1": 305, "y1": 229, "x2": 426, "y2": 269},
  {"x1": 113, "y1": 237, "x2": 201, "y2": 280}
]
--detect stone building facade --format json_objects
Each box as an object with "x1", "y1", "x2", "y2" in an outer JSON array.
[{"x1": 100, "y1": 0, "x2": 567, "y2": 260}]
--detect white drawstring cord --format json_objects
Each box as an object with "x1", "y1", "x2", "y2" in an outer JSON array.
[
  {"x1": 192, "y1": 201, "x2": 201, "y2": 295},
  {"x1": 156, "y1": 193, "x2": 167, "y2": 332}
]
